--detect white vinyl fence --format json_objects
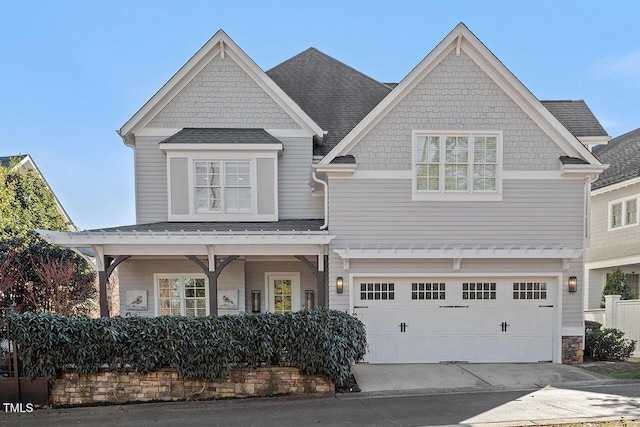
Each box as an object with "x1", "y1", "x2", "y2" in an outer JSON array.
[{"x1": 585, "y1": 295, "x2": 640, "y2": 357}]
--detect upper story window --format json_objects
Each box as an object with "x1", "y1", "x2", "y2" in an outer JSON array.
[
  {"x1": 412, "y1": 131, "x2": 502, "y2": 201},
  {"x1": 609, "y1": 195, "x2": 639, "y2": 230},
  {"x1": 195, "y1": 160, "x2": 251, "y2": 214}
]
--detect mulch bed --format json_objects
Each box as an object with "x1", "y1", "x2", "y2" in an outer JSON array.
[{"x1": 580, "y1": 357, "x2": 640, "y2": 376}]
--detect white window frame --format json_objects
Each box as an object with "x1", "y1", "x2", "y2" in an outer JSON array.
[
  {"x1": 608, "y1": 195, "x2": 639, "y2": 231},
  {"x1": 264, "y1": 272, "x2": 301, "y2": 314},
  {"x1": 154, "y1": 274, "x2": 209, "y2": 317},
  {"x1": 194, "y1": 160, "x2": 252, "y2": 214},
  {"x1": 166, "y1": 149, "x2": 279, "y2": 222},
  {"x1": 412, "y1": 130, "x2": 503, "y2": 201}
]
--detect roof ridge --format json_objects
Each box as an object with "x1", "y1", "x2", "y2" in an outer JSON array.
[{"x1": 268, "y1": 47, "x2": 391, "y2": 91}]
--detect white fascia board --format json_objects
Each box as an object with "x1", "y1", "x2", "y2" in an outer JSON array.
[
  {"x1": 561, "y1": 163, "x2": 608, "y2": 177},
  {"x1": 37, "y1": 229, "x2": 335, "y2": 248},
  {"x1": 334, "y1": 246, "x2": 582, "y2": 260},
  {"x1": 160, "y1": 143, "x2": 283, "y2": 152},
  {"x1": 579, "y1": 136, "x2": 610, "y2": 146},
  {"x1": 585, "y1": 255, "x2": 640, "y2": 270},
  {"x1": 591, "y1": 176, "x2": 640, "y2": 197},
  {"x1": 119, "y1": 30, "x2": 323, "y2": 142},
  {"x1": 319, "y1": 23, "x2": 601, "y2": 167},
  {"x1": 135, "y1": 128, "x2": 183, "y2": 138},
  {"x1": 313, "y1": 163, "x2": 357, "y2": 176}
]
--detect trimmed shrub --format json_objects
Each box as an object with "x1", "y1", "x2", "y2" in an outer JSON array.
[
  {"x1": 585, "y1": 328, "x2": 636, "y2": 360},
  {"x1": 6, "y1": 309, "x2": 366, "y2": 386}
]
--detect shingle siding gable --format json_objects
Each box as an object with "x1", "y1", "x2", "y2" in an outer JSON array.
[
  {"x1": 348, "y1": 50, "x2": 565, "y2": 170},
  {"x1": 147, "y1": 55, "x2": 300, "y2": 129}
]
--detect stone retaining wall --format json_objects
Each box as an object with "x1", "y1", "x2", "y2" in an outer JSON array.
[{"x1": 50, "y1": 367, "x2": 334, "y2": 406}]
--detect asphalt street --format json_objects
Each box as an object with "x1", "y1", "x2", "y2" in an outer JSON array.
[{"x1": 2, "y1": 382, "x2": 640, "y2": 427}]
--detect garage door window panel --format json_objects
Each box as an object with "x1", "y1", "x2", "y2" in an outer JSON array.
[
  {"x1": 513, "y1": 282, "x2": 547, "y2": 300},
  {"x1": 360, "y1": 283, "x2": 394, "y2": 300},
  {"x1": 462, "y1": 282, "x2": 496, "y2": 300},
  {"x1": 411, "y1": 282, "x2": 445, "y2": 300}
]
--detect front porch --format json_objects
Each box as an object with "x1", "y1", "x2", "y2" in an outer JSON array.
[{"x1": 38, "y1": 220, "x2": 334, "y2": 317}]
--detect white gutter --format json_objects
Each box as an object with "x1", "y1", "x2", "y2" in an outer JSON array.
[{"x1": 311, "y1": 172, "x2": 328, "y2": 230}]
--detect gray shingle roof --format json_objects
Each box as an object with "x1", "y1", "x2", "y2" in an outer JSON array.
[
  {"x1": 89, "y1": 219, "x2": 325, "y2": 233},
  {"x1": 540, "y1": 100, "x2": 608, "y2": 138},
  {"x1": 267, "y1": 48, "x2": 392, "y2": 156},
  {"x1": 592, "y1": 127, "x2": 640, "y2": 190},
  {"x1": 559, "y1": 156, "x2": 589, "y2": 165},
  {"x1": 159, "y1": 128, "x2": 282, "y2": 145},
  {"x1": 0, "y1": 155, "x2": 26, "y2": 168}
]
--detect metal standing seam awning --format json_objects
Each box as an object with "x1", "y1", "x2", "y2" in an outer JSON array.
[{"x1": 37, "y1": 225, "x2": 335, "y2": 318}]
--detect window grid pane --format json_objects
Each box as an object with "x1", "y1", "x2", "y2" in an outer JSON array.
[
  {"x1": 194, "y1": 161, "x2": 222, "y2": 213},
  {"x1": 360, "y1": 283, "x2": 395, "y2": 300},
  {"x1": 462, "y1": 282, "x2": 496, "y2": 300},
  {"x1": 224, "y1": 161, "x2": 251, "y2": 213},
  {"x1": 411, "y1": 282, "x2": 446, "y2": 300},
  {"x1": 512, "y1": 282, "x2": 547, "y2": 300},
  {"x1": 158, "y1": 277, "x2": 207, "y2": 317},
  {"x1": 611, "y1": 203, "x2": 623, "y2": 228},
  {"x1": 415, "y1": 133, "x2": 499, "y2": 194},
  {"x1": 626, "y1": 199, "x2": 637, "y2": 225}
]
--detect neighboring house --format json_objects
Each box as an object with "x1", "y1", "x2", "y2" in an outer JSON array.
[
  {"x1": 1, "y1": 154, "x2": 76, "y2": 231},
  {"x1": 39, "y1": 23, "x2": 609, "y2": 364},
  {"x1": 585, "y1": 128, "x2": 640, "y2": 309}
]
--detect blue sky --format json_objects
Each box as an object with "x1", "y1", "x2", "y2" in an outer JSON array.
[{"x1": 2, "y1": 1, "x2": 639, "y2": 230}]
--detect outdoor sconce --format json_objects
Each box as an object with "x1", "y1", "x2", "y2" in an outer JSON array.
[
  {"x1": 305, "y1": 290, "x2": 315, "y2": 309},
  {"x1": 251, "y1": 290, "x2": 261, "y2": 313},
  {"x1": 336, "y1": 277, "x2": 344, "y2": 294},
  {"x1": 568, "y1": 276, "x2": 578, "y2": 293}
]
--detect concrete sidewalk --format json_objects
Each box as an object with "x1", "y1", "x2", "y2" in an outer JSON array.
[{"x1": 351, "y1": 362, "x2": 614, "y2": 394}]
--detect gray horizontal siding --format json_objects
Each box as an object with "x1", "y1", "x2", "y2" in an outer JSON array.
[
  {"x1": 327, "y1": 178, "x2": 585, "y2": 325},
  {"x1": 135, "y1": 136, "x2": 169, "y2": 224},
  {"x1": 118, "y1": 258, "x2": 245, "y2": 317},
  {"x1": 587, "y1": 182, "x2": 640, "y2": 263},
  {"x1": 244, "y1": 260, "x2": 318, "y2": 313},
  {"x1": 277, "y1": 136, "x2": 323, "y2": 219},
  {"x1": 328, "y1": 179, "x2": 584, "y2": 246}
]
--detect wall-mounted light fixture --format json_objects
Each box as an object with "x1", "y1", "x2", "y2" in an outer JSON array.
[
  {"x1": 251, "y1": 290, "x2": 261, "y2": 313},
  {"x1": 336, "y1": 277, "x2": 344, "y2": 294},
  {"x1": 305, "y1": 290, "x2": 315, "y2": 309},
  {"x1": 568, "y1": 276, "x2": 578, "y2": 293}
]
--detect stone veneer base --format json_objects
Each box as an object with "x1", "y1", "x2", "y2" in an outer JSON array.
[{"x1": 562, "y1": 335, "x2": 584, "y2": 364}]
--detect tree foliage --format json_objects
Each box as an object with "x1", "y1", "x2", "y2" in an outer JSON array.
[
  {"x1": 0, "y1": 160, "x2": 95, "y2": 315},
  {"x1": 601, "y1": 266, "x2": 635, "y2": 308},
  {"x1": 7, "y1": 309, "x2": 368, "y2": 386}
]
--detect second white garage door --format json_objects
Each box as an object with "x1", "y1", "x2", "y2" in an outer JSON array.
[{"x1": 353, "y1": 277, "x2": 557, "y2": 363}]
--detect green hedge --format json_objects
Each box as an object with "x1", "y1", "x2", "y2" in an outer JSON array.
[{"x1": 6, "y1": 309, "x2": 367, "y2": 386}]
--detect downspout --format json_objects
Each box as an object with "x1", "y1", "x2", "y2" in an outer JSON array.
[{"x1": 312, "y1": 171, "x2": 328, "y2": 230}]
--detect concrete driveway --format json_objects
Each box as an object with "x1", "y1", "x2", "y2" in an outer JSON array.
[{"x1": 351, "y1": 363, "x2": 612, "y2": 394}]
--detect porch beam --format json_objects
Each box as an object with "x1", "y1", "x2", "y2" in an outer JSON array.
[
  {"x1": 186, "y1": 255, "x2": 239, "y2": 316},
  {"x1": 99, "y1": 255, "x2": 131, "y2": 318},
  {"x1": 294, "y1": 255, "x2": 326, "y2": 308}
]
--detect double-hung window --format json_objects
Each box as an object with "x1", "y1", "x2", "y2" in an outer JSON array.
[
  {"x1": 414, "y1": 131, "x2": 501, "y2": 200},
  {"x1": 609, "y1": 196, "x2": 639, "y2": 230},
  {"x1": 195, "y1": 160, "x2": 251, "y2": 214}
]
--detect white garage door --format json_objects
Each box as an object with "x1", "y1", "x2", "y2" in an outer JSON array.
[{"x1": 353, "y1": 277, "x2": 556, "y2": 363}]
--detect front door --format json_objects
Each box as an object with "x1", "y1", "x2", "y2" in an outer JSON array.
[{"x1": 266, "y1": 273, "x2": 301, "y2": 314}]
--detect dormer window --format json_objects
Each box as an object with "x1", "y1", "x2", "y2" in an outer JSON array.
[
  {"x1": 195, "y1": 160, "x2": 251, "y2": 213},
  {"x1": 160, "y1": 128, "x2": 282, "y2": 222}
]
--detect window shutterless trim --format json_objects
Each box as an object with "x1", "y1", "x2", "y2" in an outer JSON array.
[
  {"x1": 608, "y1": 195, "x2": 640, "y2": 231},
  {"x1": 412, "y1": 130, "x2": 503, "y2": 201}
]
